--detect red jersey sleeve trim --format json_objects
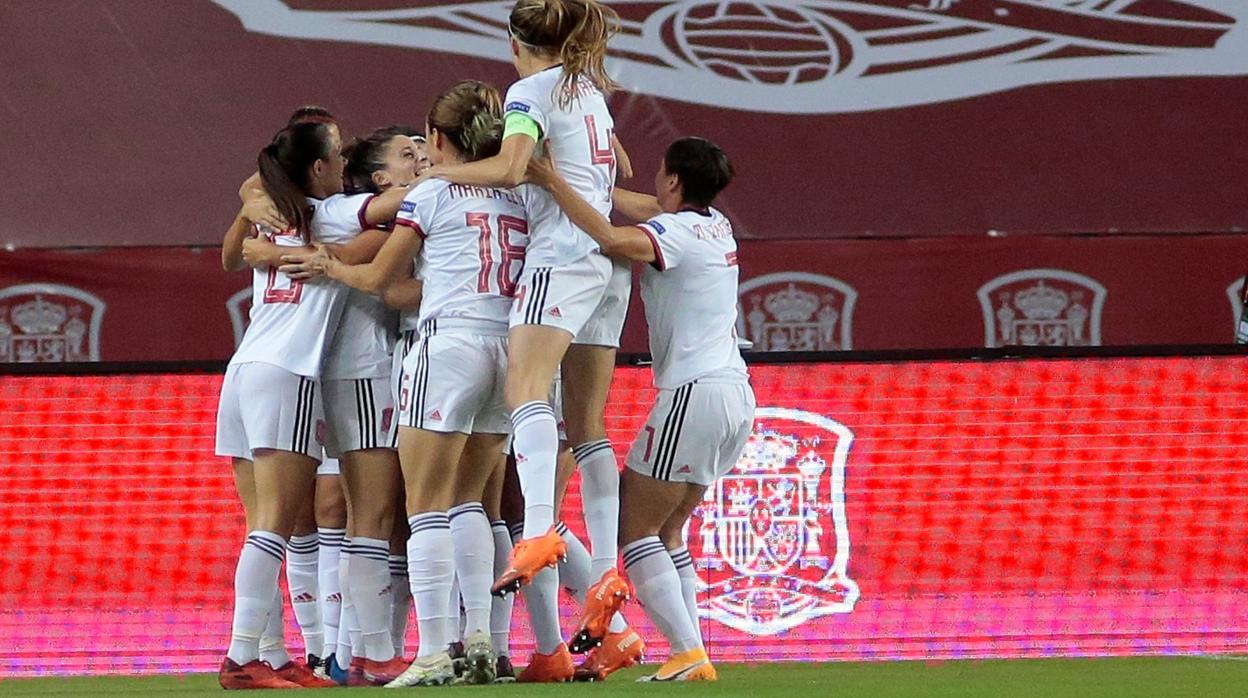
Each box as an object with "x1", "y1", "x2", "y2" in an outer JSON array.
[
  {"x1": 637, "y1": 224, "x2": 666, "y2": 271},
  {"x1": 396, "y1": 219, "x2": 426, "y2": 239},
  {"x1": 356, "y1": 193, "x2": 378, "y2": 231}
]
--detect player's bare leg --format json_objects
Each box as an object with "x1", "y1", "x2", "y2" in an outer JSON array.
[
  {"x1": 221, "y1": 449, "x2": 318, "y2": 690},
  {"x1": 496, "y1": 324, "x2": 574, "y2": 595},
  {"x1": 339, "y1": 448, "x2": 404, "y2": 683},
  {"x1": 619, "y1": 470, "x2": 716, "y2": 682},
  {"x1": 562, "y1": 343, "x2": 632, "y2": 656},
  {"x1": 386, "y1": 427, "x2": 467, "y2": 688}
]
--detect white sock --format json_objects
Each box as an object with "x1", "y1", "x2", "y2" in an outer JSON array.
[
  {"x1": 511, "y1": 401, "x2": 558, "y2": 537},
  {"x1": 260, "y1": 587, "x2": 292, "y2": 668},
  {"x1": 390, "y1": 554, "x2": 411, "y2": 657},
  {"x1": 317, "y1": 527, "x2": 345, "y2": 659},
  {"x1": 571, "y1": 439, "x2": 619, "y2": 579},
  {"x1": 490, "y1": 521, "x2": 514, "y2": 656},
  {"x1": 449, "y1": 502, "x2": 493, "y2": 638},
  {"x1": 623, "y1": 537, "x2": 700, "y2": 654},
  {"x1": 286, "y1": 533, "x2": 322, "y2": 658},
  {"x1": 555, "y1": 521, "x2": 592, "y2": 603},
  {"x1": 408, "y1": 512, "x2": 453, "y2": 658},
  {"x1": 669, "y1": 546, "x2": 702, "y2": 645},
  {"x1": 345, "y1": 536, "x2": 396, "y2": 662},
  {"x1": 520, "y1": 566, "x2": 563, "y2": 655},
  {"x1": 337, "y1": 543, "x2": 360, "y2": 663},
  {"x1": 227, "y1": 531, "x2": 286, "y2": 665}
]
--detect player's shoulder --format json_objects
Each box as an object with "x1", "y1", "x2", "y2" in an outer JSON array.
[
  {"x1": 312, "y1": 192, "x2": 370, "y2": 216},
  {"x1": 400, "y1": 178, "x2": 450, "y2": 212},
  {"x1": 505, "y1": 69, "x2": 557, "y2": 110},
  {"x1": 311, "y1": 193, "x2": 372, "y2": 242}
]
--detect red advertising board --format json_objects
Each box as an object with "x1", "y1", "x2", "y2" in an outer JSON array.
[{"x1": 3, "y1": 356, "x2": 1246, "y2": 676}]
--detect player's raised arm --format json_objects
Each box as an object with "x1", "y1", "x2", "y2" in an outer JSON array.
[
  {"x1": 613, "y1": 188, "x2": 661, "y2": 222},
  {"x1": 526, "y1": 153, "x2": 656, "y2": 265},
  {"x1": 221, "y1": 209, "x2": 252, "y2": 272},
  {"x1": 280, "y1": 222, "x2": 423, "y2": 297},
  {"x1": 425, "y1": 131, "x2": 536, "y2": 188}
]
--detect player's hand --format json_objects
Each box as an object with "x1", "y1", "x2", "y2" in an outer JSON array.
[
  {"x1": 241, "y1": 193, "x2": 287, "y2": 232},
  {"x1": 612, "y1": 134, "x2": 633, "y2": 180},
  {"x1": 279, "y1": 244, "x2": 334, "y2": 280},
  {"x1": 525, "y1": 151, "x2": 559, "y2": 187},
  {"x1": 241, "y1": 236, "x2": 280, "y2": 269}
]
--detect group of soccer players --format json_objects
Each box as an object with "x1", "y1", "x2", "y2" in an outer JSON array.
[{"x1": 214, "y1": 0, "x2": 754, "y2": 689}]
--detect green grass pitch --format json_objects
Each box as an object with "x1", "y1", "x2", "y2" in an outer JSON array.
[{"x1": 3, "y1": 657, "x2": 1247, "y2": 697}]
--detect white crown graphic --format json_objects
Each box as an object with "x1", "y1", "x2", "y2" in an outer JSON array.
[{"x1": 12, "y1": 296, "x2": 67, "y2": 335}]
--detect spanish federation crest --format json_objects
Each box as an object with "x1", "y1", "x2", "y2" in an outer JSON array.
[
  {"x1": 226, "y1": 288, "x2": 253, "y2": 349},
  {"x1": 977, "y1": 269, "x2": 1106, "y2": 348},
  {"x1": 737, "y1": 273, "x2": 857, "y2": 352},
  {"x1": 688, "y1": 407, "x2": 859, "y2": 636},
  {"x1": 0, "y1": 284, "x2": 105, "y2": 363}
]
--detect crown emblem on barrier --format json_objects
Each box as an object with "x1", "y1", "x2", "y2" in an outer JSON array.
[
  {"x1": 1013, "y1": 281, "x2": 1069, "y2": 320},
  {"x1": 763, "y1": 284, "x2": 820, "y2": 324},
  {"x1": 737, "y1": 431, "x2": 799, "y2": 474},
  {"x1": 12, "y1": 296, "x2": 67, "y2": 334}
]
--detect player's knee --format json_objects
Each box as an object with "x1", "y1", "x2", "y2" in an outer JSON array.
[{"x1": 315, "y1": 496, "x2": 347, "y2": 529}]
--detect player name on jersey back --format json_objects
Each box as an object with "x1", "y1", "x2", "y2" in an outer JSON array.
[{"x1": 397, "y1": 179, "x2": 530, "y2": 333}]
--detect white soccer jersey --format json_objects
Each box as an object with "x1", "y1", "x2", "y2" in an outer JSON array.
[
  {"x1": 229, "y1": 195, "x2": 360, "y2": 378},
  {"x1": 395, "y1": 179, "x2": 529, "y2": 332},
  {"x1": 321, "y1": 194, "x2": 398, "y2": 381},
  {"x1": 636, "y1": 208, "x2": 749, "y2": 390},
  {"x1": 505, "y1": 66, "x2": 616, "y2": 267}
]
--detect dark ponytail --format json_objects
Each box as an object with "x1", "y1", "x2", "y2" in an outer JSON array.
[{"x1": 257, "y1": 122, "x2": 334, "y2": 242}]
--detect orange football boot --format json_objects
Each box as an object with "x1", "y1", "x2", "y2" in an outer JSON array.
[
  {"x1": 517, "y1": 643, "x2": 575, "y2": 683},
  {"x1": 637, "y1": 648, "x2": 718, "y2": 682},
  {"x1": 573, "y1": 629, "x2": 645, "y2": 681},
  {"x1": 272, "y1": 659, "x2": 338, "y2": 688},
  {"x1": 218, "y1": 657, "x2": 301, "y2": 690},
  {"x1": 491, "y1": 528, "x2": 567, "y2": 596},
  {"x1": 569, "y1": 569, "x2": 631, "y2": 653}
]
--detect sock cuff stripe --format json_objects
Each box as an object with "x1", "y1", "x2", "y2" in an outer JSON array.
[
  {"x1": 623, "y1": 545, "x2": 668, "y2": 570},
  {"x1": 246, "y1": 537, "x2": 286, "y2": 562},
  {"x1": 507, "y1": 522, "x2": 524, "y2": 538},
  {"x1": 490, "y1": 520, "x2": 509, "y2": 531},
  {"x1": 287, "y1": 538, "x2": 319, "y2": 553},
  {"x1": 409, "y1": 520, "x2": 452, "y2": 535},
  {"x1": 343, "y1": 547, "x2": 391, "y2": 562},
  {"x1": 622, "y1": 540, "x2": 668, "y2": 568},
  {"x1": 554, "y1": 521, "x2": 570, "y2": 535},
  {"x1": 571, "y1": 439, "x2": 612, "y2": 460},
  {"x1": 511, "y1": 401, "x2": 555, "y2": 423},
  {"x1": 671, "y1": 553, "x2": 694, "y2": 569},
  {"x1": 448, "y1": 502, "x2": 487, "y2": 519}
]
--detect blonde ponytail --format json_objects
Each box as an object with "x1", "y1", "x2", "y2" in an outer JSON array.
[{"x1": 510, "y1": 0, "x2": 619, "y2": 107}]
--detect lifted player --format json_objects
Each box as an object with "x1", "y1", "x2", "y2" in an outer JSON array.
[{"x1": 526, "y1": 137, "x2": 753, "y2": 682}]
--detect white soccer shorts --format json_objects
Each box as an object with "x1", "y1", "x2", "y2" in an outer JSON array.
[
  {"x1": 398, "y1": 331, "x2": 510, "y2": 435},
  {"x1": 574, "y1": 257, "x2": 631, "y2": 348},
  {"x1": 322, "y1": 376, "x2": 395, "y2": 458},
  {"x1": 215, "y1": 361, "x2": 325, "y2": 461},
  {"x1": 388, "y1": 329, "x2": 420, "y2": 447},
  {"x1": 625, "y1": 381, "x2": 756, "y2": 486},
  {"x1": 510, "y1": 252, "x2": 614, "y2": 339}
]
